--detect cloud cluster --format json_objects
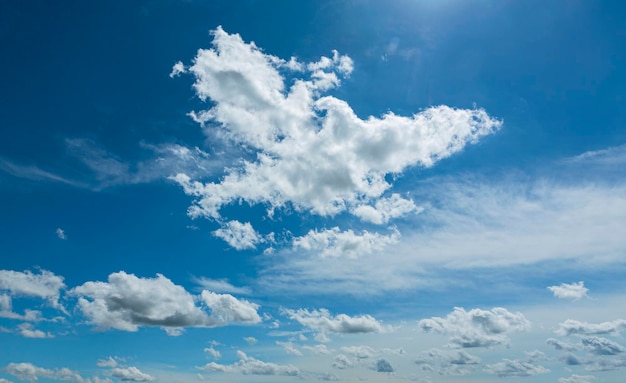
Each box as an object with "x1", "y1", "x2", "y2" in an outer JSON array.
[
  {"x1": 212, "y1": 220, "x2": 264, "y2": 250},
  {"x1": 198, "y1": 351, "x2": 299, "y2": 376},
  {"x1": 71, "y1": 271, "x2": 260, "y2": 334},
  {"x1": 282, "y1": 308, "x2": 385, "y2": 336},
  {"x1": 0, "y1": 269, "x2": 65, "y2": 310},
  {"x1": 548, "y1": 281, "x2": 589, "y2": 300},
  {"x1": 172, "y1": 26, "x2": 500, "y2": 248},
  {"x1": 418, "y1": 307, "x2": 530, "y2": 348}
]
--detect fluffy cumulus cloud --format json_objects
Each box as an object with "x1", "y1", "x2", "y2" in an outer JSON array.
[
  {"x1": 213, "y1": 220, "x2": 264, "y2": 250},
  {"x1": 198, "y1": 351, "x2": 299, "y2": 376},
  {"x1": 71, "y1": 271, "x2": 260, "y2": 334},
  {"x1": 556, "y1": 319, "x2": 626, "y2": 336},
  {"x1": 17, "y1": 323, "x2": 53, "y2": 339},
  {"x1": 282, "y1": 308, "x2": 385, "y2": 335},
  {"x1": 200, "y1": 290, "x2": 261, "y2": 324},
  {"x1": 418, "y1": 307, "x2": 530, "y2": 348},
  {"x1": 0, "y1": 269, "x2": 66, "y2": 310},
  {"x1": 172, "y1": 26, "x2": 500, "y2": 233},
  {"x1": 292, "y1": 227, "x2": 399, "y2": 258},
  {"x1": 484, "y1": 358, "x2": 550, "y2": 377},
  {"x1": 548, "y1": 281, "x2": 589, "y2": 300}
]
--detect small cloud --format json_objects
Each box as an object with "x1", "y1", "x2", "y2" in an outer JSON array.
[
  {"x1": 548, "y1": 281, "x2": 589, "y2": 300},
  {"x1": 169, "y1": 61, "x2": 185, "y2": 78},
  {"x1": 244, "y1": 336, "x2": 257, "y2": 345},
  {"x1": 56, "y1": 228, "x2": 66, "y2": 240}
]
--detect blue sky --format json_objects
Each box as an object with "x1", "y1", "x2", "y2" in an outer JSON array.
[{"x1": 1, "y1": 1, "x2": 626, "y2": 382}]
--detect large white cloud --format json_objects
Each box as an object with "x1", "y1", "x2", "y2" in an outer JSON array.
[
  {"x1": 71, "y1": 271, "x2": 260, "y2": 334},
  {"x1": 172, "y1": 26, "x2": 501, "y2": 228},
  {"x1": 282, "y1": 308, "x2": 385, "y2": 335},
  {"x1": 418, "y1": 307, "x2": 530, "y2": 348}
]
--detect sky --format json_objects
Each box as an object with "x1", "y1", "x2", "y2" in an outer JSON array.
[{"x1": 1, "y1": 0, "x2": 626, "y2": 382}]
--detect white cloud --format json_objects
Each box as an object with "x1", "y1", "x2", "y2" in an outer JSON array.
[
  {"x1": 548, "y1": 281, "x2": 589, "y2": 300},
  {"x1": 197, "y1": 351, "x2": 299, "y2": 376},
  {"x1": 71, "y1": 271, "x2": 260, "y2": 334},
  {"x1": 352, "y1": 193, "x2": 421, "y2": 224},
  {"x1": 173, "y1": 26, "x2": 500, "y2": 224},
  {"x1": 213, "y1": 220, "x2": 263, "y2": 250},
  {"x1": 332, "y1": 354, "x2": 353, "y2": 370},
  {"x1": 169, "y1": 61, "x2": 185, "y2": 78},
  {"x1": 110, "y1": 367, "x2": 154, "y2": 382},
  {"x1": 556, "y1": 319, "x2": 626, "y2": 336},
  {"x1": 415, "y1": 349, "x2": 481, "y2": 376},
  {"x1": 282, "y1": 308, "x2": 385, "y2": 334},
  {"x1": 292, "y1": 227, "x2": 399, "y2": 258},
  {"x1": 5, "y1": 362, "x2": 84, "y2": 383},
  {"x1": 0, "y1": 269, "x2": 66, "y2": 310},
  {"x1": 302, "y1": 344, "x2": 331, "y2": 355},
  {"x1": 204, "y1": 346, "x2": 221, "y2": 360},
  {"x1": 243, "y1": 336, "x2": 257, "y2": 345},
  {"x1": 547, "y1": 338, "x2": 580, "y2": 352},
  {"x1": 191, "y1": 277, "x2": 251, "y2": 295},
  {"x1": 96, "y1": 357, "x2": 119, "y2": 368},
  {"x1": 200, "y1": 291, "x2": 261, "y2": 324},
  {"x1": 581, "y1": 335, "x2": 626, "y2": 355},
  {"x1": 17, "y1": 323, "x2": 53, "y2": 339},
  {"x1": 418, "y1": 307, "x2": 530, "y2": 348},
  {"x1": 0, "y1": 378, "x2": 14, "y2": 383},
  {"x1": 340, "y1": 345, "x2": 376, "y2": 359},
  {"x1": 56, "y1": 228, "x2": 66, "y2": 240},
  {"x1": 484, "y1": 358, "x2": 550, "y2": 377},
  {"x1": 559, "y1": 375, "x2": 597, "y2": 383},
  {"x1": 276, "y1": 341, "x2": 303, "y2": 356}
]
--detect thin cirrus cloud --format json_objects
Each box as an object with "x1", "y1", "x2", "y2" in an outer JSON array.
[{"x1": 171, "y1": 26, "x2": 501, "y2": 237}]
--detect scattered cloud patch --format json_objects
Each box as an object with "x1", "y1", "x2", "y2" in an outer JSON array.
[
  {"x1": 192, "y1": 277, "x2": 251, "y2": 295},
  {"x1": 415, "y1": 349, "x2": 481, "y2": 376},
  {"x1": 418, "y1": 307, "x2": 530, "y2": 348},
  {"x1": 292, "y1": 227, "x2": 399, "y2": 258},
  {"x1": 556, "y1": 319, "x2": 626, "y2": 336},
  {"x1": 5, "y1": 362, "x2": 85, "y2": 383},
  {"x1": 0, "y1": 269, "x2": 66, "y2": 311},
  {"x1": 282, "y1": 308, "x2": 385, "y2": 335},
  {"x1": 548, "y1": 281, "x2": 589, "y2": 300},
  {"x1": 109, "y1": 367, "x2": 154, "y2": 382},
  {"x1": 484, "y1": 358, "x2": 550, "y2": 377},
  {"x1": 559, "y1": 375, "x2": 597, "y2": 383},
  {"x1": 581, "y1": 335, "x2": 626, "y2": 355},
  {"x1": 55, "y1": 228, "x2": 66, "y2": 240},
  {"x1": 197, "y1": 351, "x2": 299, "y2": 376},
  {"x1": 213, "y1": 220, "x2": 264, "y2": 250},
  {"x1": 17, "y1": 323, "x2": 53, "y2": 339},
  {"x1": 375, "y1": 358, "x2": 393, "y2": 373}
]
